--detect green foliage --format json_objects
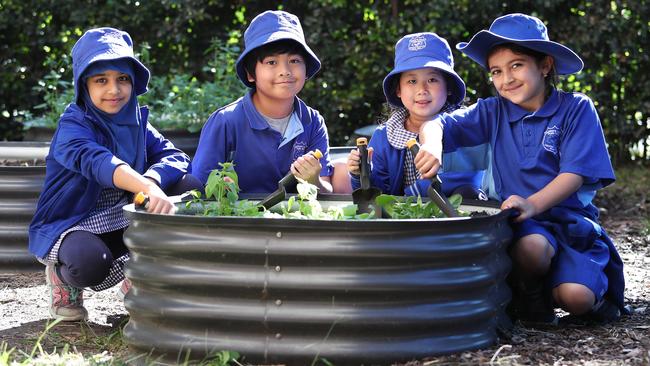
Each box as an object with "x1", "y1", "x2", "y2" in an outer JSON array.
[
  {"x1": 197, "y1": 162, "x2": 263, "y2": 217},
  {"x1": 376, "y1": 193, "x2": 465, "y2": 219},
  {"x1": 3, "y1": 1, "x2": 649, "y2": 164}
]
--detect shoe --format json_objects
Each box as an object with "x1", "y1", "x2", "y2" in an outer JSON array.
[
  {"x1": 118, "y1": 277, "x2": 132, "y2": 301},
  {"x1": 564, "y1": 298, "x2": 622, "y2": 325},
  {"x1": 508, "y1": 281, "x2": 558, "y2": 326},
  {"x1": 46, "y1": 264, "x2": 88, "y2": 321}
]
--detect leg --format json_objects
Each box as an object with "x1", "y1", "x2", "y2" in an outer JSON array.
[
  {"x1": 509, "y1": 233, "x2": 558, "y2": 324},
  {"x1": 553, "y1": 283, "x2": 595, "y2": 315},
  {"x1": 331, "y1": 158, "x2": 352, "y2": 194}
]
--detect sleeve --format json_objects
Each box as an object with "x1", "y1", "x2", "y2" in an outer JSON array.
[
  {"x1": 53, "y1": 117, "x2": 126, "y2": 189},
  {"x1": 558, "y1": 95, "x2": 615, "y2": 189},
  {"x1": 142, "y1": 123, "x2": 191, "y2": 190},
  {"x1": 440, "y1": 99, "x2": 494, "y2": 153},
  {"x1": 190, "y1": 110, "x2": 233, "y2": 184},
  {"x1": 404, "y1": 179, "x2": 432, "y2": 197},
  {"x1": 367, "y1": 130, "x2": 393, "y2": 194},
  {"x1": 304, "y1": 110, "x2": 333, "y2": 177}
]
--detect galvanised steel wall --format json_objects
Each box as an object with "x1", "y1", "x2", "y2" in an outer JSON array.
[
  {"x1": 0, "y1": 167, "x2": 45, "y2": 270},
  {"x1": 123, "y1": 202, "x2": 513, "y2": 365},
  {"x1": 0, "y1": 142, "x2": 48, "y2": 271}
]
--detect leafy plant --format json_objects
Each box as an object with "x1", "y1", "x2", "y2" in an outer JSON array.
[{"x1": 375, "y1": 193, "x2": 465, "y2": 219}]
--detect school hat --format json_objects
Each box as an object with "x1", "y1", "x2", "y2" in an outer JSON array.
[
  {"x1": 72, "y1": 27, "x2": 150, "y2": 103},
  {"x1": 456, "y1": 13, "x2": 583, "y2": 75},
  {"x1": 235, "y1": 10, "x2": 321, "y2": 88},
  {"x1": 383, "y1": 32, "x2": 466, "y2": 108}
]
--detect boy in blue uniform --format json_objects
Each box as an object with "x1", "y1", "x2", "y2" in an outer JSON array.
[
  {"x1": 191, "y1": 10, "x2": 333, "y2": 194},
  {"x1": 29, "y1": 27, "x2": 200, "y2": 321},
  {"x1": 346, "y1": 32, "x2": 485, "y2": 199},
  {"x1": 420, "y1": 14, "x2": 625, "y2": 324}
]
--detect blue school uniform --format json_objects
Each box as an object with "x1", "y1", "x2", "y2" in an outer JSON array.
[
  {"x1": 437, "y1": 88, "x2": 624, "y2": 309},
  {"x1": 29, "y1": 103, "x2": 190, "y2": 258},
  {"x1": 350, "y1": 124, "x2": 485, "y2": 197},
  {"x1": 191, "y1": 91, "x2": 333, "y2": 193}
]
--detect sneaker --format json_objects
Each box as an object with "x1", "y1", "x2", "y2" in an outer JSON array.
[
  {"x1": 46, "y1": 264, "x2": 88, "y2": 321},
  {"x1": 118, "y1": 277, "x2": 132, "y2": 301}
]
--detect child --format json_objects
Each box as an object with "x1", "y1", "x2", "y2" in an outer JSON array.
[
  {"x1": 191, "y1": 10, "x2": 333, "y2": 194},
  {"x1": 347, "y1": 32, "x2": 485, "y2": 199},
  {"x1": 28, "y1": 27, "x2": 201, "y2": 321},
  {"x1": 420, "y1": 14, "x2": 625, "y2": 324}
]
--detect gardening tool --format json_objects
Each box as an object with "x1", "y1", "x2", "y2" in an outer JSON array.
[
  {"x1": 352, "y1": 137, "x2": 382, "y2": 217},
  {"x1": 258, "y1": 149, "x2": 324, "y2": 210},
  {"x1": 405, "y1": 138, "x2": 460, "y2": 217},
  {"x1": 134, "y1": 192, "x2": 149, "y2": 211}
]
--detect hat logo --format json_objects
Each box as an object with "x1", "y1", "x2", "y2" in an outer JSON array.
[
  {"x1": 278, "y1": 12, "x2": 298, "y2": 28},
  {"x1": 99, "y1": 30, "x2": 124, "y2": 44},
  {"x1": 408, "y1": 36, "x2": 426, "y2": 51},
  {"x1": 536, "y1": 22, "x2": 548, "y2": 39}
]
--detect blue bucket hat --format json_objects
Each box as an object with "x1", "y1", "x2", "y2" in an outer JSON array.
[
  {"x1": 382, "y1": 32, "x2": 466, "y2": 108},
  {"x1": 456, "y1": 13, "x2": 583, "y2": 75},
  {"x1": 72, "y1": 27, "x2": 150, "y2": 103},
  {"x1": 235, "y1": 10, "x2": 321, "y2": 88}
]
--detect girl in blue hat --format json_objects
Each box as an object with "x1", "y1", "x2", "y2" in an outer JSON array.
[
  {"x1": 346, "y1": 32, "x2": 486, "y2": 199},
  {"x1": 420, "y1": 14, "x2": 625, "y2": 325},
  {"x1": 28, "y1": 27, "x2": 201, "y2": 321},
  {"x1": 191, "y1": 10, "x2": 333, "y2": 194}
]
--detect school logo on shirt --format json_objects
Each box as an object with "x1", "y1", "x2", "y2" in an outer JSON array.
[
  {"x1": 292, "y1": 141, "x2": 308, "y2": 161},
  {"x1": 542, "y1": 125, "x2": 560, "y2": 154},
  {"x1": 408, "y1": 35, "x2": 426, "y2": 51}
]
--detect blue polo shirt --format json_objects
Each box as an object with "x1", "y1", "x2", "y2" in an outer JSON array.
[
  {"x1": 350, "y1": 124, "x2": 485, "y2": 197},
  {"x1": 191, "y1": 91, "x2": 333, "y2": 193},
  {"x1": 438, "y1": 89, "x2": 615, "y2": 215}
]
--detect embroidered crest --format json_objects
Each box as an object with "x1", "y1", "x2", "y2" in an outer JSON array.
[
  {"x1": 536, "y1": 21, "x2": 548, "y2": 39},
  {"x1": 292, "y1": 141, "x2": 308, "y2": 161},
  {"x1": 278, "y1": 12, "x2": 298, "y2": 28},
  {"x1": 408, "y1": 35, "x2": 426, "y2": 51},
  {"x1": 542, "y1": 125, "x2": 560, "y2": 154},
  {"x1": 99, "y1": 31, "x2": 125, "y2": 45}
]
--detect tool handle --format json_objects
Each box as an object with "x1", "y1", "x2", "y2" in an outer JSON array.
[
  {"x1": 405, "y1": 138, "x2": 442, "y2": 183},
  {"x1": 134, "y1": 192, "x2": 149, "y2": 211},
  {"x1": 357, "y1": 137, "x2": 371, "y2": 190}
]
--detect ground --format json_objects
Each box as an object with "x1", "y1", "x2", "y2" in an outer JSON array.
[{"x1": 1, "y1": 165, "x2": 648, "y2": 365}]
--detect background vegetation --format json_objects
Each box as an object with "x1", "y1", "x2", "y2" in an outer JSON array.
[{"x1": 1, "y1": 0, "x2": 648, "y2": 165}]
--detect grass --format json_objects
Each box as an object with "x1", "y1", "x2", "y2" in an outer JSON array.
[{"x1": 0, "y1": 318, "x2": 241, "y2": 366}]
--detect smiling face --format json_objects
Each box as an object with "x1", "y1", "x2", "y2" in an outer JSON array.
[
  {"x1": 85, "y1": 69, "x2": 133, "y2": 114},
  {"x1": 487, "y1": 47, "x2": 553, "y2": 112},
  {"x1": 248, "y1": 52, "x2": 307, "y2": 116},
  {"x1": 396, "y1": 68, "x2": 448, "y2": 129}
]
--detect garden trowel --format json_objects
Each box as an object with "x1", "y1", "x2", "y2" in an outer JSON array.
[
  {"x1": 405, "y1": 138, "x2": 459, "y2": 218},
  {"x1": 258, "y1": 149, "x2": 323, "y2": 210},
  {"x1": 352, "y1": 137, "x2": 382, "y2": 217}
]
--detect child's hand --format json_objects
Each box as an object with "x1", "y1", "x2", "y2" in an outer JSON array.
[
  {"x1": 500, "y1": 195, "x2": 536, "y2": 223},
  {"x1": 414, "y1": 144, "x2": 441, "y2": 179},
  {"x1": 346, "y1": 149, "x2": 360, "y2": 175},
  {"x1": 346, "y1": 147, "x2": 373, "y2": 176},
  {"x1": 291, "y1": 152, "x2": 322, "y2": 184},
  {"x1": 143, "y1": 185, "x2": 177, "y2": 215}
]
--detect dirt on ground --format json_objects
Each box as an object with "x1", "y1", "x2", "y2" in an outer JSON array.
[{"x1": 1, "y1": 166, "x2": 649, "y2": 365}]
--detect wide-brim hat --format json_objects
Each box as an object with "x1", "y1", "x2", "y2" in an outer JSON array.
[
  {"x1": 456, "y1": 13, "x2": 583, "y2": 75},
  {"x1": 236, "y1": 10, "x2": 321, "y2": 88},
  {"x1": 383, "y1": 32, "x2": 466, "y2": 108}
]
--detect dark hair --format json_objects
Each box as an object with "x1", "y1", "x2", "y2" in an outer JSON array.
[
  {"x1": 487, "y1": 43, "x2": 558, "y2": 90},
  {"x1": 243, "y1": 39, "x2": 309, "y2": 80}
]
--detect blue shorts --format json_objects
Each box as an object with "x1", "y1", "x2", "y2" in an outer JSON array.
[{"x1": 513, "y1": 217, "x2": 610, "y2": 301}]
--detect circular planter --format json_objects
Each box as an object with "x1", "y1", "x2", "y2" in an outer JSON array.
[
  {"x1": 0, "y1": 142, "x2": 49, "y2": 271},
  {"x1": 122, "y1": 198, "x2": 513, "y2": 365}
]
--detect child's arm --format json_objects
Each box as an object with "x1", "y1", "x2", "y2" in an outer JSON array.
[
  {"x1": 291, "y1": 153, "x2": 333, "y2": 193},
  {"x1": 501, "y1": 172, "x2": 583, "y2": 222},
  {"x1": 113, "y1": 164, "x2": 177, "y2": 214}
]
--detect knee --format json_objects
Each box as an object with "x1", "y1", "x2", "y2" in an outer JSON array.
[
  {"x1": 553, "y1": 283, "x2": 595, "y2": 315},
  {"x1": 58, "y1": 233, "x2": 114, "y2": 288},
  {"x1": 511, "y1": 234, "x2": 554, "y2": 274},
  {"x1": 331, "y1": 158, "x2": 352, "y2": 194}
]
